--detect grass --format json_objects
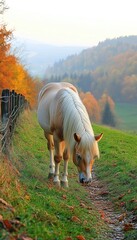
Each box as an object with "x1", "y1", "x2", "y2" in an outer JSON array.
[
  {"x1": 0, "y1": 110, "x2": 108, "y2": 240},
  {"x1": 94, "y1": 124, "x2": 137, "y2": 210},
  {"x1": 94, "y1": 124, "x2": 137, "y2": 239},
  {"x1": 115, "y1": 103, "x2": 137, "y2": 131},
  {"x1": 1, "y1": 109, "x2": 137, "y2": 239}
]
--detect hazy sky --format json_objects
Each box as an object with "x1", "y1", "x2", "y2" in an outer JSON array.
[{"x1": 3, "y1": 0, "x2": 137, "y2": 46}]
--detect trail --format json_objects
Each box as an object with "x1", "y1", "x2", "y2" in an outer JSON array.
[{"x1": 86, "y1": 170, "x2": 137, "y2": 240}]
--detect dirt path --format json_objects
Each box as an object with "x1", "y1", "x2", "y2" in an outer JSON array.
[{"x1": 86, "y1": 170, "x2": 137, "y2": 240}]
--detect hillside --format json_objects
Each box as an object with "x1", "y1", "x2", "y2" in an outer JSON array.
[
  {"x1": 0, "y1": 110, "x2": 137, "y2": 239},
  {"x1": 45, "y1": 36, "x2": 137, "y2": 103},
  {"x1": 0, "y1": 110, "x2": 109, "y2": 239}
]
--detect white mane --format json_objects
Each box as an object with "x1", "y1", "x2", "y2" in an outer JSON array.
[{"x1": 57, "y1": 88, "x2": 98, "y2": 156}]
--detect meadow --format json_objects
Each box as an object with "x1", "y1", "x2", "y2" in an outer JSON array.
[
  {"x1": 115, "y1": 103, "x2": 137, "y2": 131},
  {"x1": 0, "y1": 109, "x2": 137, "y2": 239}
]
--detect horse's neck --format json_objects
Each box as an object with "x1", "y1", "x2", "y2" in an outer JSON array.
[{"x1": 61, "y1": 90, "x2": 93, "y2": 152}]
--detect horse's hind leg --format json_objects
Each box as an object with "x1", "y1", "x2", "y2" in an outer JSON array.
[{"x1": 44, "y1": 132, "x2": 55, "y2": 179}]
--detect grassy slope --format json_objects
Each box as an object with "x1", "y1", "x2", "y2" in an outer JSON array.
[
  {"x1": 0, "y1": 110, "x2": 108, "y2": 240},
  {"x1": 1, "y1": 110, "x2": 137, "y2": 239},
  {"x1": 94, "y1": 124, "x2": 137, "y2": 239},
  {"x1": 94, "y1": 123, "x2": 137, "y2": 210}
]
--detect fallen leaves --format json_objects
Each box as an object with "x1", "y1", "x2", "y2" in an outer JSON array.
[
  {"x1": 76, "y1": 235, "x2": 86, "y2": 240},
  {"x1": 2, "y1": 219, "x2": 16, "y2": 232},
  {"x1": 130, "y1": 198, "x2": 137, "y2": 203},
  {"x1": 123, "y1": 223, "x2": 134, "y2": 231},
  {"x1": 62, "y1": 194, "x2": 67, "y2": 200},
  {"x1": 0, "y1": 215, "x2": 33, "y2": 239},
  {"x1": 71, "y1": 215, "x2": 81, "y2": 223},
  {"x1": 0, "y1": 215, "x2": 25, "y2": 233},
  {"x1": 99, "y1": 190, "x2": 109, "y2": 196},
  {"x1": 0, "y1": 197, "x2": 15, "y2": 212},
  {"x1": 79, "y1": 202, "x2": 87, "y2": 208},
  {"x1": 0, "y1": 198, "x2": 34, "y2": 239},
  {"x1": 67, "y1": 205, "x2": 75, "y2": 211},
  {"x1": 99, "y1": 210, "x2": 105, "y2": 220},
  {"x1": 119, "y1": 202, "x2": 126, "y2": 207},
  {"x1": 14, "y1": 233, "x2": 34, "y2": 240},
  {"x1": 79, "y1": 202, "x2": 92, "y2": 211},
  {"x1": 65, "y1": 235, "x2": 86, "y2": 240},
  {"x1": 118, "y1": 193, "x2": 126, "y2": 200},
  {"x1": 24, "y1": 195, "x2": 30, "y2": 201},
  {"x1": 118, "y1": 213, "x2": 126, "y2": 222}
]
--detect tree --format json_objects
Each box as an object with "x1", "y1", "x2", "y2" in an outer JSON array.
[
  {"x1": 122, "y1": 75, "x2": 137, "y2": 102},
  {"x1": 80, "y1": 91, "x2": 101, "y2": 123},
  {"x1": 99, "y1": 93, "x2": 115, "y2": 112},
  {"x1": 99, "y1": 93, "x2": 116, "y2": 126},
  {"x1": 0, "y1": 0, "x2": 8, "y2": 14},
  {"x1": 102, "y1": 102, "x2": 116, "y2": 127},
  {"x1": 0, "y1": 2, "x2": 41, "y2": 108}
]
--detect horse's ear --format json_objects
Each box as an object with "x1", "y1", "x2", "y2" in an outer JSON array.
[
  {"x1": 74, "y1": 133, "x2": 81, "y2": 143},
  {"x1": 95, "y1": 133, "x2": 103, "y2": 142}
]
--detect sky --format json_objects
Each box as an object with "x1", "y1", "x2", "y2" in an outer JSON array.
[{"x1": 3, "y1": 0, "x2": 137, "y2": 47}]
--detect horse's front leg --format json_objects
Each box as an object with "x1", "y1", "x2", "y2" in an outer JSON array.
[
  {"x1": 54, "y1": 155, "x2": 61, "y2": 186},
  {"x1": 54, "y1": 137, "x2": 65, "y2": 187},
  {"x1": 61, "y1": 148, "x2": 70, "y2": 187}
]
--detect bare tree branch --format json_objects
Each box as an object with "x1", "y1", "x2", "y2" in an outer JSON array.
[{"x1": 0, "y1": 0, "x2": 8, "y2": 15}]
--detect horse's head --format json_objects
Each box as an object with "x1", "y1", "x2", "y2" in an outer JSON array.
[{"x1": 73, "y1": 132, "x2": 103, "y2": 183}]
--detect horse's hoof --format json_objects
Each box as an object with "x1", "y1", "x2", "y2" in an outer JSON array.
[
  {"x1": 48, "y1": 173, "x2": 54, "y2": 179},
  {"x1": 61, "y1": 181, "x2": 69, "y2": 188},
  {"x1": 53, "y1": 181, "x2": 60, "y2": 187}
]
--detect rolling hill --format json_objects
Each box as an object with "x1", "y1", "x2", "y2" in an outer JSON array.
[{"x1": 45, "y1": 36, "x2": 137, "y2": 104}]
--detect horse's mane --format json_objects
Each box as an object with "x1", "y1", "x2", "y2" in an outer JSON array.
[{"x1": 56, "y1": 88, "x2": 99, "y2": 156}]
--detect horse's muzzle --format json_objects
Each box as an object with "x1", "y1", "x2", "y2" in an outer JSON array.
[{"x1": 79, "y1": 173, "x2": 92, "y2": 184}]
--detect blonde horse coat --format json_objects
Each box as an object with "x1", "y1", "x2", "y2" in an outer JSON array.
[{"x1": 37, "y1": 82, "x2": 102, "y2": 186}]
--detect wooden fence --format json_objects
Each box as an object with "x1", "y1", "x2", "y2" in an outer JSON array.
[{"x1": 0, "y1": 89, "x2": 28, "y2": 154}]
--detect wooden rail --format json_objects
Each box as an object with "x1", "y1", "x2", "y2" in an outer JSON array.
[{"x1": 0, "y1": 89, "x2": 28, "y2": 154}]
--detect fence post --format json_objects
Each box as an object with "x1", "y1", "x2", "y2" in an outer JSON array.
[
  {"x1": 1, "y1": 89, "x2": 10, "y2": 153},
  {"x1": 14, "y1": 92, "x2": 17, "y2": 122},
  {"x1": 17, "y1": 94, "x2": 20, "y2": 117},
  {"x1": 9, "y1": 91, "x2": 13, "y2": 134},
  {"x1": 11, "y1": 90, "x2": 15, "y2": 130},
  {"x1": 1, "y1": 89, "x2": 10, "y2": 124},
  {"x1": 0, "y1": 89, "x2": 28, "y2": 154}
]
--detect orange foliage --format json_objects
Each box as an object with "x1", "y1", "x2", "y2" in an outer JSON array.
[
  {"x1": 99, "y1": 93, "x2": 115, "y2": 113},
  {"x1": 0, "y1": 25, "x2": 41, "y2": 107},
  {"x1": 80, "y1": 91, "x2": 101, "y2": 123},
  {"x1": 122, "y1": 75, "x2": 137, "y2": 102}
]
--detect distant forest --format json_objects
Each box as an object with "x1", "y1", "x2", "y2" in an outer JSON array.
[{"x1": 45, "y1": 36, "x2": 137, "y2": 104}]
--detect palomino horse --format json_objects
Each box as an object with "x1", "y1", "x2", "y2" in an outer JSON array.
[{"x1": 37, "y1": 82, "x2": 103, "y2": 187}]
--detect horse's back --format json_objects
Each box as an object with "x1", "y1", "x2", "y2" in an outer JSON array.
[
  {"x1": 37, "y1": 82, "x2": 78, "y2": 133},
  {"x1": 38, "y1": 82, "x2": 78, "y2": 103}
]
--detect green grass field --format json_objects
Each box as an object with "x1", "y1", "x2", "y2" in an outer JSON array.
[
  {"x1": 115, "y1": 103, "x2": 137, "y2": 131},
  {"x1": 94, "y1": 123, "x2": 137, "y2": 239},
  {"x1": 0, "y1": 110, "x2": 109, "y2": 240},
  {"x1": 0, "y1": 110, "x2": 137, "y2": 239}
]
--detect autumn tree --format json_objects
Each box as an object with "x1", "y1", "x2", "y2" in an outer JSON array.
[
  {"x1": 80, "y1": 91, "x2": 101, "y2": 123},
  {"x1": 122, "y1": 75, "x2": 137, "y2": 102},
  {"x1": 99, "y1": 93, "x2": 115, "y2": 112},
  {"x1": 0, "y1": 2, "x2": 41, "y2": 108}
]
